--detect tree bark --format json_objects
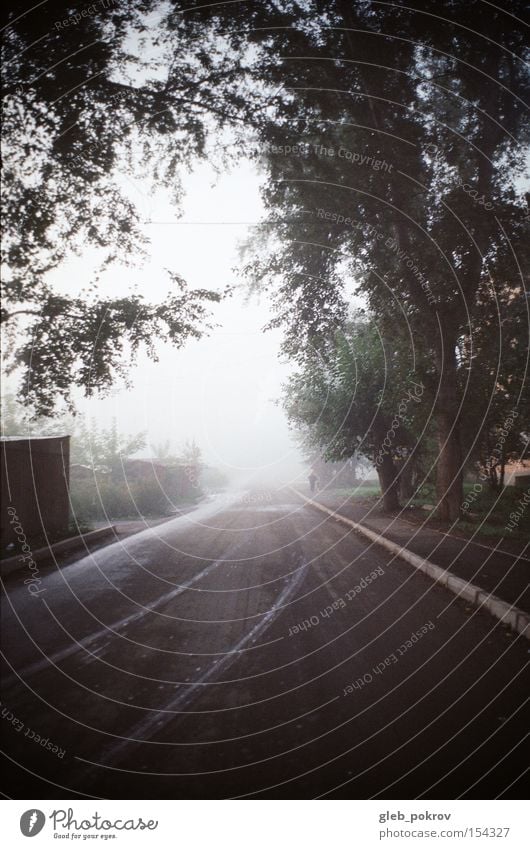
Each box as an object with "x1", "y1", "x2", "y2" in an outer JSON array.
[
  {"x1": 499, "y1": 452, "x2": 506, "y2": 490},
  {"x1": 374, "y1": 451, "x2": 401, "y2": 512},
  {"x1": 435, "y1": 341, "x2": 464, "y2": 522},
  {"x1": 372, "y1": 419, "x2": 401, "y2": 512},
  {"x1": 397, "y1": 458, "x2": 415, "y2": 502}
]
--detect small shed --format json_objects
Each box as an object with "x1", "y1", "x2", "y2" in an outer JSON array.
[
  {"x1": 1, "y1": 435, "x2": 70, "y2": 548},
  {"x1": 504, "y1": 461, "x2": 530, "y2": 487}
]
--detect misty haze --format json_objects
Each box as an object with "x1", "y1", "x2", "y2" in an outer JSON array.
[{"x1": 1, "y1": 0, "x2": 529, "y2": 809}]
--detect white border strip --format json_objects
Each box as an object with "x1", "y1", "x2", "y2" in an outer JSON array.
[
  {"x1": 292, "y1": 488, "x2": 529, "y2": 639},
  {"x1": 1, "y1": 526, "x2": 116, "y2": 576}
]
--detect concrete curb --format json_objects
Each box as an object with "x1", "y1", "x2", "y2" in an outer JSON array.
[
  {"x1": 1, "y1": 526, "x2": 117, "y2": 577},
  {"x1": 292, "y1": 488, "x2": 529, "y2": 639}
]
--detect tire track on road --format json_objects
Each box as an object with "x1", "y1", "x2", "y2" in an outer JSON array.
[
  {"x1": 77, "y1": 554, "x2": 309, "y2": 771},
  {"x1": 2, "y1": 537, "x2": 254, "y2": 687}
]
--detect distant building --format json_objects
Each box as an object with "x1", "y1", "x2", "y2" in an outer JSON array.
[
  {"x1": 70, "y1": 463, "x2": 96, "y2": 482},
  {"x1": 504, "y1": 461, "x2": 530, "y2": 488},
  {"x1": 1, "y1": 435, "x2": 70, "y2": 548},
  {"x1": 121, "y1": 459, "x2": 200, "y2": 501},
  {"x1": 69, "y1": 463, "x2": 110, "y2": 483}
]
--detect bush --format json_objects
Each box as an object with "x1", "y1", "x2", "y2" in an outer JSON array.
[
  {"x1": 70, "y1": 478, "x2": 136, "y2": 522},
  {"x1": 131, "y1": 478, "x2": 174, "y2": 517},
  {"x1": 69, "y1": 471, "x2": 202, "y2": 522},
  {"x1": 200, "y1": 466, "x2": 228, "y2": 492},
  {"x1": 463, "y1": 484, "x2": 530, "y2": 532}
]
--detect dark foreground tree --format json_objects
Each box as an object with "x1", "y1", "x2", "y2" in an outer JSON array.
[
  {"x1": 460, "y1": 283, "x2": 530, "y2": 489},
  {"x1": 228, "y1": 0, "x2": 529, "y2": 520},
  {"x1": 1, "y1": 276, "x2": 221, "y2": 416},
  {"x1": 1, "y1": 0, "x2": 268, "y2": 413}
]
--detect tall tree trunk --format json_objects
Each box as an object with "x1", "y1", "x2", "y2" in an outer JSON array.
[
  {"x1": 375, "y1": 451, "x2": 401, "y2": 512},
  {"x1": 435, "y1": 342, "x2": 463, "y2": 522},
  {"x1": 372, "y1": 420, "x2": 401, "y2": 512},
  {"x1": 397, "y1": 458, "x2": 415, "y2": 502},
  {"x1": 499, "y1": 449, "x2": 506, "y2": 490}
]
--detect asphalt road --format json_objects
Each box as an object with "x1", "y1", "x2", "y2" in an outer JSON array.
[{"x1": 1, "y1": 489, "x2": 528, "y2": 799}]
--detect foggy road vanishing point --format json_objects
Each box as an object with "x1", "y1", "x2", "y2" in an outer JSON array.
[{"x1": 1, "y1": 489, "x2": 527, "y2": 800}]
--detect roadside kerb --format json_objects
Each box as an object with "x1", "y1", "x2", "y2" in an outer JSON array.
[
  {"x1": 291, "y1": 488, "x2": 529, "y2": 639},
  {"x1": 1, "y1": 526, "x2": 116, "y2": 577}
]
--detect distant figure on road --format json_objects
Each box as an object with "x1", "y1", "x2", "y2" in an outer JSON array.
[{"x1": 308, "y1": 471, "x2": 318, "y2": 494}]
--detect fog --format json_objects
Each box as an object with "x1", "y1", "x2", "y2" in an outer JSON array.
[{"x1": 50, "y1": 158, "x2": 306, "y2": 486}]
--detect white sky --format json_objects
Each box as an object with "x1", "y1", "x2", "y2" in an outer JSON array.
[{"x1": 51, "y1": 159, "x2": 305, "y2": 480}]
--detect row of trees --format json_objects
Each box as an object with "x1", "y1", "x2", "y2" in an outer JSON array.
[
  {"x1": 285, "y1": 313, "x2": 528, "y2": 511},
  {"x1": 2, "y1": 1, "x2": 529, "y2": 519},
  {"x1": 233, "y1": 0, "x2": 529, "y2": 518}
]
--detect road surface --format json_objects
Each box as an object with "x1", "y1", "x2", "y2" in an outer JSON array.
[{"x1": 1, "y1": 489, "x2": 528, "y2": 799}]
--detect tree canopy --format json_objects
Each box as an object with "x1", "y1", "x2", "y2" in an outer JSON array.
[
  {"x1": 2, "y1": 0, "x2": 528, "y2": 518},
  {"x1": 232, "y1": 0, "x2": 529, "y2": 517},
  {"x1": 1, "y1": 0, "x2": 266, "y2": 413}
]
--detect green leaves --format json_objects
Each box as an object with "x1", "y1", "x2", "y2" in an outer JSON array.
[
  {"x1": 4, "y1": 280, "x2": 220, "y2": 416},
  {"x1": 1, "y1": 0, "x2": 258, "y2": 413}
]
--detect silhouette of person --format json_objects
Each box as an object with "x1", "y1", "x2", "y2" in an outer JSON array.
[{"x1": 308, "y1": 471, "x2": 318, "y2": 493}]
